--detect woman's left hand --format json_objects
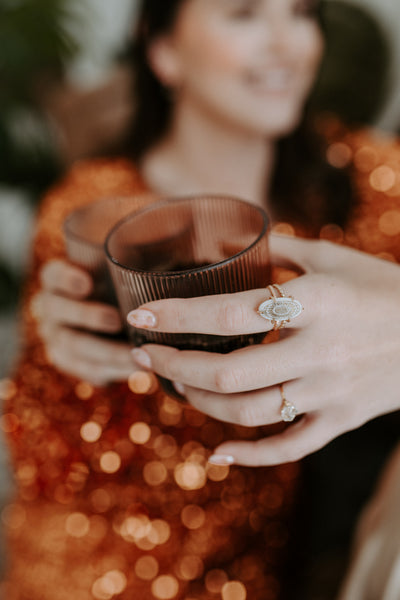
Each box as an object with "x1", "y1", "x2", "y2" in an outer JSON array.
[{"x1": 128, "y1": 234, "x2": 400, "y2": 466}]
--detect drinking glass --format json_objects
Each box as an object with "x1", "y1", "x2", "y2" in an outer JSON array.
[
  {"x1": 105, "y1": 195, "x2": 271, "y2": 393},
  {"x1": 63, "y1": 194, "x2": 154, "y2": 306}
]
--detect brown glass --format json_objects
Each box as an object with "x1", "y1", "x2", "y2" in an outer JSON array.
[
  {"x1": 63, "y1": 194, "x2": 154, "y2": 340},
  {"x1": 63, "y1": 194, "x2": 154, "y2": 306},
  {"x1": 105, "y1": 195, "x2": 271, "y2": 394}
]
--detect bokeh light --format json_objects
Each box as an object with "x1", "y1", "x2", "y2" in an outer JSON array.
[
  {"x1": 151, "y1": 575, "x2": 179, "y2": 599},
  {"x1": 378, "y1": 210, "x2": 400, "y2": 236},
  {"x1": 80, "y1": 421, "x2": 102, "y2": 442},
  {"x1": 181, "y1": 505, "x2": 206, "y2": 530},
  {"x1": 129, "y1": 421, "x2": 151, "y2": 445},
  {"x1": 174, "y1": 463, "x2": 206, "y2": 491},
  {"x1": 369, "y1": 165, "x2": 396, "y2": 192},
  {"x1": 221, "y1": 581, "x2": 247, "y2": 600},
  {"x1": 205, "y1": 569, "x2": 229, "y2": 594},
  {"x1": 75, "y1": 381, "x2": 94, "y2": 400},
  {"x1": 100, "y1": 451, "x2": 121, "y2": 474},
  {"x1": 135, "y1": 556, "x2": 159, "y2": 580},
  {"x1": 143, "y1": 461, "x2": 168, "y2": 486},
  {"x1": 65, "y1": 512, "x2": 90, "y2": 538}
]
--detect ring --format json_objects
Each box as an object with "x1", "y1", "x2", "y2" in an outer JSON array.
[
  {"x1": 279, "y1": 383, "x2": 298, "y2": 423},
  {"x1": 257, "y1": 283, "x2": 303, "y2": 330}
]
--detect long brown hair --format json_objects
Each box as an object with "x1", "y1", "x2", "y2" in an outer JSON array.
[{"x1": 123, "y1": 0, "x2": 355, "y2": 233}]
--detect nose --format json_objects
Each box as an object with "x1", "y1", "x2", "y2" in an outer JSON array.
[{"x1": 262, "y1": 13, "x2": 294, "y2": 53}]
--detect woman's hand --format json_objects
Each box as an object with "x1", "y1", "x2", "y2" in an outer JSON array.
[
  {"x1": 128, "y1": 235, "x2": 400, "y2": 466},
  {"x1": 34, "y1": 259, "x2": 135, "y2": 386}
]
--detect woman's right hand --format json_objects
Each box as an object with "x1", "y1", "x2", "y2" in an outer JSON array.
[{"x1": 34, "y1": 259, "x2": 135, "y2": 386}]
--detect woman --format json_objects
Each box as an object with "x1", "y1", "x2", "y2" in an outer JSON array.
[{"x1": 3, "y1": 1, "x2": 400, "y2": 599}]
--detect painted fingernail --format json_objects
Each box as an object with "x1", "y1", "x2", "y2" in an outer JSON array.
[
  {"x1": 172, "y1": 381, "x2": 185, "y2": 396},
  {"x1": 127, "y1": 309, "x2": 157, "y2": 329},
  {"x1": 208, "y1": 454, "x2": 235, "y2": 466},
  {"x1": 131, "y1": 348, "x2": 152, "y2": 370}
]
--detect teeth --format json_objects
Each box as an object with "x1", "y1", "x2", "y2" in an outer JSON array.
[
  {"x1": 265, "y1": 69, "x2": 291, "y2": 86},
  {"x1": 250, "y1": 68, "x2": 293, "y2": 91}
]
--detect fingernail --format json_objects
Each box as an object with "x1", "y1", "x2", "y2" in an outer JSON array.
[
  {"x1": 131, "y1": 348, "x2": 152, "y2": 370},
  {"x1": 208, "y1": 454, "x2": 235, "y2": 466},
  {"x1": 172, "y1": 381, "x2": 185, "y2": 396},
  {"x1": 127, "y1": 309, "x2": 157, "y2": 329}
]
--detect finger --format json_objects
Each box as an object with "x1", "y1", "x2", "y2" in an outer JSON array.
[
  {"x1": 127, "y1": 282, "x2": 311, "y2": 336},
  {"x1": 49, "y1": 347, "x2": 135, "y2": 386},
  {"x1": 210, "y1": 412, "x2": 343, "y2": 466},
  {"x1": 40, "y1": 259, "x2": 93, "y2": 298},
  {"x1": 45, "y1": 326, "x2": 133, "y2": 367},
  {"x1": 184, "y1": 384, "x2": 284, "y2": 426},
  {"x1": 132, "y1": 338, "x2": 314, "y2": 393},
  {"x1": 45, "y1": 329, "x2": 134, "y2": 385},
  {"x1": 40, "y1": 291, "x2": 122, "y2": 333},
  {"x1": 183, "y1": 376, "x2": 323, "y2": 426}
]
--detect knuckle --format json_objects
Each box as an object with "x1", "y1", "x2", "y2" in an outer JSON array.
[
  {"x1": 214, "y1": 366, "x2": 244, "y2": 394},
  {"x1": 168, "y1": 300, "x2": 188, "y2": 330},
  {"x1": 218, "y1": 300, "x2": 250, "y2": 334},
  {"x1": 315, "y1": 340, "x2": 349, "y2": 367},
  {"x1": 163, "y1": 353, "x2": 183, "y2": 382},
  {"x1": 235, "y1": 402, "x2": 261, "y2": 427},
  {"x1": 277, "y1": 444, "x2": 302, "y2": 464}
]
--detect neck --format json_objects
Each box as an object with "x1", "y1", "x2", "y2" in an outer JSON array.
[{"x1": 141, "y1": 101, "x2": 276, "y2": 209}]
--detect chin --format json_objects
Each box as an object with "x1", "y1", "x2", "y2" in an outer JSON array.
[{"x1": 259, "y1": 107, "x2": 305, "y2": 139}]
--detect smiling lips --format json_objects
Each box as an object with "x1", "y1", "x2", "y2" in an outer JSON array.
[{"x1": 245, "y1": 66, "x2": 296, "y2": 94}]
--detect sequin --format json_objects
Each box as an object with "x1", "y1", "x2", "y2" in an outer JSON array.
[
  {"x1": 135, "y1": 556, "x2": 159, "y2": 580},
  {"x1": 326, "y1": 142, "x2": 352, "y2": 168},
  {"x1": 370, "y1": 165, "x2": 396, "y2": 192},
  {"x1": 65, "y1": 512, "x2": 90, "y2": 538},
  {"x1": 222, "y1": 581, "x2": 247, "y2": 600},
  {"x1": 151, "y1": 575, "x2": 180, "y2": 599},
  {"x1": 80, "y1": 421, "x2": 102, "y2": 442},
  {"x1": 205, "y1": 569, "x2": 229, "y2": 593},
  {"x1": 129, "y1": 421, "x2": 151, "y2": 445},
  {"x1": 378, "y1": 210, "x2": 400, "y2": 236}
]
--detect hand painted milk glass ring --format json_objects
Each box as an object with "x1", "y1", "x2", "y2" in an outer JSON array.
[{"x1": 257, "y1": 284, "x2": 303, "y2": 331}]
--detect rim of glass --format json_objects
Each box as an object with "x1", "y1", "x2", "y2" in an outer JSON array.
[
  {"x1": 63, "y1": 195, "x2": 145, "y2": 249},
  {"x1": 104, "y1": 194, "x2": 269, "y2": 276}
]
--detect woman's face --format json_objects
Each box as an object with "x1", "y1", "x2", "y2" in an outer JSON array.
[{"x1": 151, "y1": 0, "x2": 324, "y2": 138}]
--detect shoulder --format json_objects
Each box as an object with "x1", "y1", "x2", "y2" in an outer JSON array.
[{"x1": 39, "y1": 157, "x2": 147, "y2": 218}]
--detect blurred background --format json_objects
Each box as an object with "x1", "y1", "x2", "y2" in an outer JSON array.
[{"x1": 1, "y1": 0, "x2": 400, "y2": 593}]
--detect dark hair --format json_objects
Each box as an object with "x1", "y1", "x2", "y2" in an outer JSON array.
[{"x1": 123, "y1": 0, "x2": 356, "y2": 233}]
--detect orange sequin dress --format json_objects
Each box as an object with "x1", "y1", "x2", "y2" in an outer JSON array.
[{"x1": 2, "y1": 123, "x2": 400, "y2": 600}]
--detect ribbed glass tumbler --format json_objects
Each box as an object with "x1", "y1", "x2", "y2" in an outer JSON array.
[
  {"x1": 63, "y1": 194, "x2": 153, "y2": 305},
  {"x1": 105, "y1": 195, "x2": 271, "y2": 357}
]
